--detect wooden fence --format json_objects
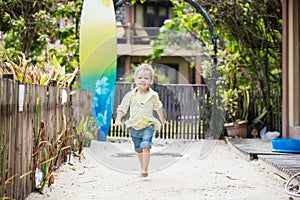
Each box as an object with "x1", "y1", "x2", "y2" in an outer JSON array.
[
  {"x1": 110, "y1": 82, "x2": 211, "y2": 139},
  {"x1": 0, "y1": 78, "x2": 92, "y2": 200},
  {"x1": 110, "y1": 82, "x2": 283, "y2": 139}
]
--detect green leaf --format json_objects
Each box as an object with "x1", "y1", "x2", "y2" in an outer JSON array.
[{"x1": 76, "y1": 117, "x2": 85, "y2": 135}]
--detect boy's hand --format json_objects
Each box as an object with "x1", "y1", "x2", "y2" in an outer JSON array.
[{"x1": 160, "y1": 119, "x2": 169, "y2": 126}]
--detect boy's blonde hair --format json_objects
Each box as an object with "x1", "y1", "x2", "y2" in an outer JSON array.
[{"x1": 134, "y1": 64, "x2": 154, "y2": 81}]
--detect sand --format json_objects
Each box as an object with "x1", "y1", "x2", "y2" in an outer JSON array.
[{"x1": 25, "y1": 139, "x2": 291, "y2": 200}]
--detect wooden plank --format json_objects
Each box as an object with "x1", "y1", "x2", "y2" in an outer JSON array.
[
  {"x1": 188, "y1": 87, "x2": 194, "y2": 139},
  {"x1": 227, "y1": 138, "x2": 286, "y2": 160},
  {"x1": 203, "y1": 85, "x2": 209, "y2": 139},
  {"x1": 198, "y1": 85, "x2": 203, "y2": 139},
  {"x1": 62, "y1": 88, "x2": 69, "y2": 164},
  {"x1": 197, "y1": 85, "x2": 203, "y2": 139},
  {"x1": 18, "y1": 83, "x2": 26, "y2": 200},
  {"x1": 27, "y1": 84, "x2": 34, "y2": 193},
  {"x1": 14, "y1": 82, "x2": 21, "y2": 200},
  {"x1": 1, "y1": 78, "x2": 8, "y2": 198},
  {"x1": 176, "y1": 86, "x2": 182, "y2": 138},
  {"x1": 167, "y1": 86, "x2": 174, "y2": 138},
  {"x1": 63, "y1": 89, "x2": 70, "y2": 163},
  {"x1": 65, "y1": 89, "x2": 72, "y2": 164},
  {"x1": 259, "y1": 154, "x2": 300, "y2": 177},
  {"x1": 3, "y1": 79, "x2": 9, "y2": 197},
  {"x1": 228, "y1": 138, "x2": 274, "y2": 153},
  {"x1": 7, "y1": 79, "x2": 14, "y2": 199},
  {"x1": 3, "y1": 79, "x2": 9, "y2": 198},
  {"x1": 20, "y1": 83, "x2": 26, "y2": 199},
  {"x1": 65, "y1": 89, "x2": 71, "y2": 163},
  {"x1": 39, "y1": 85, "x2": 45, "y2": 141},
  {"x1": 45, "y1": 86, "x2": 51, "y2": 142},
  {"x1": 72, "y1": 90, "x2": 92, "y2": 128},
  {"x1": 54, "y1": 87, "x2": 61, "y2": 166},
  {"x1": 21, "y1": 83, "x2": 30, "y2": 198},
  {"x1": 48, "y1": 86, "x2": 56, "y2": 145},
  {"x1": 39, "y1": 86, "x2": 47, "y2": 141},
  {"x1": 0, "y1": 79, "x2": 4, "y2": 197},
  {"x1": 193, "y1": 85, "x2": 198, "y2": 139},
  {"x1": 57, "y1": 88, "x2": 63, "y2": 164},
  {"x1": 52, "y1": 86, "x2": 58, "y2": 140},
  {"x1": 56, "y1": 88, "x2": 62, "y2": 135},
  {"x1": 31, "y1": 84, "x2": 39, "y2": 192}
]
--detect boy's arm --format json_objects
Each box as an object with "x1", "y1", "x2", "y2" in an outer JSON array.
[
  {"x1": 156, "y1": 107, "x2": 167, "y2": 125},
  {"x1": 113, "y1": 110, "x2": 124, "y2": 126},
  {"x1": 113, "y1": 91, "x2": 131, "y2": 126}
]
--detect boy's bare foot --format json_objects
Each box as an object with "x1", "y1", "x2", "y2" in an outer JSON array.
[{"x1": 141, "y1": 171, "x2": 148, "y2": 177}]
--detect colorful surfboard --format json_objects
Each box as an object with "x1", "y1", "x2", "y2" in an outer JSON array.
[{"x1": 80, "y1": 0, "x2": 117, "y2": 141}]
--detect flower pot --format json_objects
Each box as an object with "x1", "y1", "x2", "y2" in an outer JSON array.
[{"x1": 224, "y1": 120, "x2": 248, "y2": 138}]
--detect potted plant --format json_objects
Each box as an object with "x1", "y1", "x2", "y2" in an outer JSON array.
[
  {"x1": 218, "y1": 49, "x2": 250, "y2": 138},
  {"x1": 223, "y1": 86, "x2": 250, "y2": 138}
]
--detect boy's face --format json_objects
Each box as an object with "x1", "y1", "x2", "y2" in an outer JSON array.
[{"x1": 135, "y1": 70, "x2": 153, "y2": 91}]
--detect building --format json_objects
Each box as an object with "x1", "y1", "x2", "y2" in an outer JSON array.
[
  {"x1": 282, "y1": 0, "x2": 300, "y2": 138},
  {"x1": 115, "y1": 0, "x2": 204, "y2": 84}
]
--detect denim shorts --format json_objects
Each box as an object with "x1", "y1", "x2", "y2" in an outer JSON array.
[{"x1": 130, "y1": 124, "x2": 154, "y2": 153}]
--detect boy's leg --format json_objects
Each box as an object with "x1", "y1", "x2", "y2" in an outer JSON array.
[
  {"x1": 137, "y1": 152, "x2": 143, "y2": 171},
  {"x1": 140, "y1": 125, "x2": 154, "y2": 177},
  {"x1": 141, "y1": 148, "x2": 150, "y2": 177},
  {"x1": 130, "y1": 127, "x2": 144, "y2": 173}
]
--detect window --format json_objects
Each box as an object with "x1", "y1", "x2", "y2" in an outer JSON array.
[
  {"x1": 134, "y1": 1, "x2": 171, "y2": 27},
  {"x1": 153, "y1": 63, "x2": 178, "y2": 84},
  {"x1": 145, "y1": 5, "x2": 168, "y2": 27}
]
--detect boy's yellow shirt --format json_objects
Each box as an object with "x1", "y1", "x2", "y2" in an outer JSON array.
[{"x1": 117, "y1": 87, "x2": 162, "y2": 131}]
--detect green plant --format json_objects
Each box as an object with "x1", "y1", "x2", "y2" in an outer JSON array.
[
  {"x1": 82, "y1": 117, "x2": 98, "y2": 147},
  {"x1": 0, "y1": 0, "x2": 82, "y2": 73},
  {"x1": 31, "y1": 112, "x2": 72, "y2": 192},
  {"x1": 0, "y1": 52, "x2": 79, "y2": 87},
  {"x1": 201, "y1": 46, "x2": 250, "y2": 123},
  {"x1": 217, "y1": 48, "x2": 250, "y2": 123},
  {"x1": 223, "y1": 86, "x2": 249, "y2": 123},
  {"x1": 75, "y1": 117, "x2": 98, "y2": 155}
]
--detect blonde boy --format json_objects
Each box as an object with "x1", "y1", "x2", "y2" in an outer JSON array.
[{"x1": 113, "y1": 64, "x2": 166, "y2": 177}]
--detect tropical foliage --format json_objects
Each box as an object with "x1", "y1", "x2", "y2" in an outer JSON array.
[
  {"x1": 0, "y1": 52, "x2": 79, "y2": 87},
  {"x1": 150, "y1": 0, "x2": 281, "y2": 129},
  {"x1": 204, "y1": 0, "x2": 281, "y2": 128},
  {"x1": 75, "y1": 117, "x2": 98, "y2": 151},
  {"x1": 31, "y1": 98, "x2": 73, "y2": 192},
  {"x1": 0, "y1": 0, "x2": 82, "y2": 74}
]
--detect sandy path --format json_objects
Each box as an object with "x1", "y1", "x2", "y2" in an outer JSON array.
[{"x1": 26, "y1": 139, "x2": 290, "y2": 200}]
